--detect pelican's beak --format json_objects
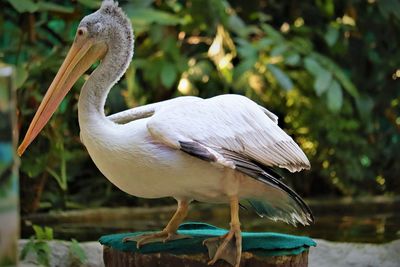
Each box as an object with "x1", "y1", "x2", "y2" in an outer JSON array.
[{"x1": 17, "y1": 28, "x2": 107, "y2": 156}]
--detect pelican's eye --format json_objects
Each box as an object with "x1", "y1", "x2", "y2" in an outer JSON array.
[{"x1": 76, "y1": 27, "x2": 88, "y2": 38}]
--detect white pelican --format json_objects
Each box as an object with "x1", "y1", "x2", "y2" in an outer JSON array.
[{"x1": 18, "y1": 1, "x2": 313, "y2": 266}]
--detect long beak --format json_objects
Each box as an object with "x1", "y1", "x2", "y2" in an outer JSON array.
[{"x1": 17, "y1": 34, "x2": 107, "y2": 156}]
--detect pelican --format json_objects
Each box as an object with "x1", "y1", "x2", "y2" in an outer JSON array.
[{"x1": 18, "y1": 1, "x2": 313, "y2": 266}]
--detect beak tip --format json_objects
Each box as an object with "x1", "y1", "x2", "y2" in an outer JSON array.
[{"x1": 17, "y1": 145, "x2": 25, "y2": 157}]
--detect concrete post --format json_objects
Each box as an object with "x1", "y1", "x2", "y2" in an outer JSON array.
[{"x1": 0, "y1": 65, "x2": 20, "y2": 266}]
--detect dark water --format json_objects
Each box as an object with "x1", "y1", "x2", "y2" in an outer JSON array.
[{"x1": 22, "y1": 197, "x2": 400, "y2": 243}]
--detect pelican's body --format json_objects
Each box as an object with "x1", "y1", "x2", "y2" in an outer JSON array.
[
  {"x1": 80, "y1": 95, "x2": 288, "y2": 203},
  {"x1": 18, "y1": 1, "x2": 314, "y2": 266},
  {"x1": 80, "y1": 97, "x2": 222, "y2": 201}
]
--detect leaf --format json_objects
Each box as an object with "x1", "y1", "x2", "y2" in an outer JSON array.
[
  {"x1": 33, "y1": 225, "x2": 45, "y2": 240},
  {"x1": 161, "y1": 37, "x2": 180, "y2": 61},
  {"x1": 20, "y1": 155, "x2": 47, "y2": 178},
  {"x1": 220, "y1": 65, "x2": 233, "y2": 84},
  {"x1": 44, "y1": 227, "x2": 54, "y2": 240},
  {"x1": 261, "y1": 24, "x2": 284, "y2": 42},
  {"x1": 378, "y1": 0, "x2": 400, "y2": 20},
  {"x1": 69, "y1": 239, "x2": 87, "y2": 264},
  {"x1": 327, "y1": 80, "x2": 343, "y2": 112},
  {"x1": 356, "y1": 95, "x2": 374, "y2": 121},
  {"x1": 255, "y1": 37, "x2": 274, "y2": 50},
  {"x1": 77, "y1": 0, "x2": 101, "y2": 9},
  {"x1": 20, "y1": 239, "x2": 35, "y2": 260},
  {"x1": 160, "y1": 61, "x2": 177, "y2": 88},
  {"x1": 7, "y1": 0, "x2": 38, "y2": 13},
  {"x1": 234, "y1": 57, "x2": 256, "y2": 79},
  {"x1": 324, "y1": 25, "x2": 339, "y2": 47},
  {"x1": 311, "y1": 53, "x2": 359, "y2": 98},
  {"x1": 228, "y1": 14, "x2": 248, "y2": 37},
  {"x1": 32, "y1": 225, "x2": 53, "y2": 240},
  {"x1": 267, "y1": 64, "x2": 294, "y2": 91},
  {"x1": 34, "y1": 241, "x2": 50, "y2": 267},
  {"x1": 326, "y1": 64, "x2": 358, "y2": 98},
  {"x1": 291, "y1": 37, "x2": 313, "y2": 54},
  {"x1": 304, "y1": 57, "x2": 322, "y2": 76},
  {"x1": 314, "y1": 70, "x2": 333, "y2": 96},
  {"x1": 60, "y1": 144, "x2": 68, "y2": 192},
  {"x1": 270, "y1": 44, "x2": 288, "y2": 57},
  {"x1": 37, "y1": 2, "x2": 74, "y2": 13},
  {"x1": 143, "y1": 58, "x2": 163, "y2": 86},
  {"x1": 322, "y1": 0, "x2": 335, "y2": 17},
  {"x1": 46, "y1": 167, "x2": 66, "y2": 191},
  {"x1": 15, "y1": 65, "x2": 29, "y2": 89},
  {"x1": 285, "y1": 53, "x2": 300, "y2": 66},
  {"x1": 123, "y1": 0, "x2": 153, "y2": 9},
  {"x1": 236, "y1": 38, "x2": 258, "y2": 58},
  {"x1": 127, "y1": 8, "x2": 184, "y2": 26},
  {"x1": 58, "y1": 97, "x2": 70, "y2": 114}
]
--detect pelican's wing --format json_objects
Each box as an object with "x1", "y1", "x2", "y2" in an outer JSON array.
[
  {"x1": 147, "y1": 94, "x2": 310, "y2": 172},
  {"x1": 148, "y1": 94, "x2": 313, "y2": 225}
]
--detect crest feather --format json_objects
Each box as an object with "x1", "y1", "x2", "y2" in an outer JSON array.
[
  {"x1": 101, "y1": 0, "x2": 118, "y2": 8},
  {"x1": 99, "y1": 0, "x2": 128, "y2": 24}
]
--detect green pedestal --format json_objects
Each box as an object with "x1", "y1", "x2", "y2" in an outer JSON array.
[
  {"x1": 0, "y1": 66, "x2": 19, "y2": 266},
  {"x1": 100, "y1": 222, "x2": 316, "y2": 267}
]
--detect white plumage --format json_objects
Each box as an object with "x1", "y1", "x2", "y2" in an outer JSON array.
[
  {"x1": 147, "y1": 94, "x2": 310, "y2": 172},
  {"x1": 78, "y1": 92, "x2": 312, "y2": 225}
]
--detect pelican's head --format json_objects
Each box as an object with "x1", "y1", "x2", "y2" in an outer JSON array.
[
  {"x1": 78, "y1": 0, "x2": 133, "y2": 53},
  {"x1": 17, "y1": 0, "x2": 133, "y2": 156}
]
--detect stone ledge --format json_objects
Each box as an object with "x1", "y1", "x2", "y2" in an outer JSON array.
[{"x1": 18, "y1": 238, "x2": 400, "y2": 267}]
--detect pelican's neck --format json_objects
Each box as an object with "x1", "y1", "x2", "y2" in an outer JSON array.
[{"x1": 78, "y1": 35, "x2": 133, "y2": 127}]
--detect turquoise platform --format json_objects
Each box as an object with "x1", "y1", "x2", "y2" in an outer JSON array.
[{"x1": 99, "y1": 222, "x2": 316, "y2": 257}]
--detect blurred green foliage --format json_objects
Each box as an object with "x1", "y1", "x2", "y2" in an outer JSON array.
[
  {"x1": 20, "y1": 225, "x2": 53, "y2": 266},
  {"x1": 1, "y1": 0, "x2": 399, "y2": 213},
  {"x1": 20, "y1": 225, "x2": 87, "y2": 266}
]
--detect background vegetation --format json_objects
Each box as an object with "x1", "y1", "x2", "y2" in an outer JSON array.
[{"x1": 1, "y1": 0, "x2": 399, "y2": 214}]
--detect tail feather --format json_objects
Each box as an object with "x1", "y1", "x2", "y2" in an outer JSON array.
[
  {"x1": 258, "y1": 169, "x2": 314, "y2": 224},
  {"x1": 236, "y1": 165, "x2": 314, "y2": 226},
  {"x1": 178, "y1": 141, "x2": 313, "y2": 226}
]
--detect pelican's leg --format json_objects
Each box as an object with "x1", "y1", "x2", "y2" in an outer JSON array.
[
  {"x1": 203, "y1": 196, "x2": 242, "y2": 267},
  {"x1": 123, "y1": 200, "x2": 191, "y2": 248}
]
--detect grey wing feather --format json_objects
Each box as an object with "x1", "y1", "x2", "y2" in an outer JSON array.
[
  {"x1": 258, "y1": 105, "x2": 279, "y2": 124},
  {"x1": 179, "y1": 141, "x2": 217, "y2": 162}
]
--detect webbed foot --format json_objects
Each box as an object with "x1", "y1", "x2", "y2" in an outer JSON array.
[
  {"x1": 203, "y1": 223, "x2": 242, "y2": 267},
  {"x1": 123, "y1": 230, "x2": 191, "y2": 248}
]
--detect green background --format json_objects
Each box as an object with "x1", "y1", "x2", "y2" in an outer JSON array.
[{"x1": 0, "y1": 0, "x2": 399, "y2": 213}]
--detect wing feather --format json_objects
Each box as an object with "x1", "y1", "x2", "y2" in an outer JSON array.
[{"x1": 147, "y1": 94, "x2": 310, "y2": 172}]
